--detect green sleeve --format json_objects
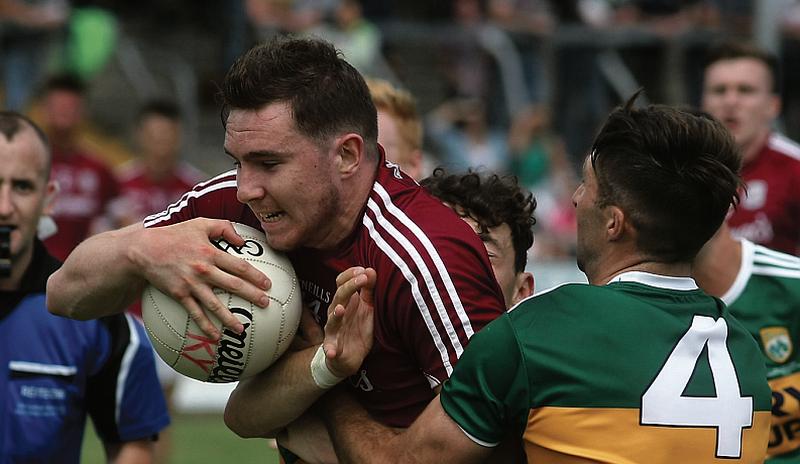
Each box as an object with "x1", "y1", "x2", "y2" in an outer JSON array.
[{"x1": 440, "y1": 314, "x2": 529, "y2": 446}]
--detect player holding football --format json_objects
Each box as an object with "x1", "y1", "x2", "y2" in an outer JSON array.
[
  {"x1": 46, "y1": 36, "x2": 507, "y2": 453},
  {"x1": 316, "y1": 95, "x2": 773, "y2": 463},
  {"x1": 259, "y1": 168, "x2": 538, "y2": 463}
]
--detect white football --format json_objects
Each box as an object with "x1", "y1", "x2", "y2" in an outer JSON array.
[{"x1": 142, "y1": 222, "x2": 301, "y2": 383}]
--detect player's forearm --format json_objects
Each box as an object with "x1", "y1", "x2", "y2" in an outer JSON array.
[
  {"x1": 47, "y1": 224, "x2": 147, "y2": 319},
  {"x1": 277, "y1": 410, "x2": 339, "y2": 464},
  {"x1": 320, "y1": 388, "x2": 401, "y2": 464},
  {"x1": 225, "y1": 345, "x2": 329, "y2": 438},
  {"x1": 105, "y1": 439, "x2": 155, "y2": 464}
]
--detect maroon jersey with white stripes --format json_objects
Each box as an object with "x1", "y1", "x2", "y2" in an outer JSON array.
[
  {"x1": 143, "y1": 158, "x2": 506, "y2": 427},
  {"x1": 44, "y1": 149, "x2": 119, "y2": 261},
  {"x1": 113, "y1": 161, "x2": 205, "y2": 225},
  {"x1": 728, "y1": 133, "x2": 800, "y2": 255}
]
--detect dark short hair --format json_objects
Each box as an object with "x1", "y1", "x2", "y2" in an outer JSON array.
[
  {"x1": 220, "y1": 36, "x2": 378, "y2": 157},
  {"x1": 589, "y1": 92, "x2": 742, "y2": 263},
  {"x1": 0, "y1": 111, "x2": 52, "y2": 174},
  {"x1": 42, "y1": 72, "x2": 86, "y2": 96},
  {"x1": 137, "y1": 99, "x2": 181, "y2": 123},
  {"x1": 421, "y1": 168, "x2": 536, "y2": 273},
  {"x1": 704, "y1": 40, "x2": 781, "y2": 94}
]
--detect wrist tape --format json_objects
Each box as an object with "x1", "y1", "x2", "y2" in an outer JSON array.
[{"x1": 310, "y1": 345, "x2": 345, "y2": 389}]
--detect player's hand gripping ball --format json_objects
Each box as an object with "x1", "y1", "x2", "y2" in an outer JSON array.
[{"x1": 142, "y1": 223, "x2": 301, "y2": 383}]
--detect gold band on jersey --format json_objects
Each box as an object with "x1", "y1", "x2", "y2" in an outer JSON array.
[{"x1": 522, "y1": 406, "x2": 771, "y2": 464}]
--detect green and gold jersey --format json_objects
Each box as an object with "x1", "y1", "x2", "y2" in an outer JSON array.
[
  {"x1": 722, "y1": 240, "x2": 800, "y2": 462},
  {"x1": 441, "y1": 271, "x2": 772, "y2": 463}
]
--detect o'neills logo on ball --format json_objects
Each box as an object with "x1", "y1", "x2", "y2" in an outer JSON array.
[
  {"x1": 208, "y1": 307, "x2": 253, "y2": 383},
  {"x1": 212, "y1": 237, "x2": 265, "y2": 258}
]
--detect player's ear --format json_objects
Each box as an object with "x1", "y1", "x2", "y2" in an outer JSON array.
[
  {"x1": 605, "y1": 205, "x2": 626, "y2": 242},
  {"x1": 335, "y1": 134, "x2": 364, "y2": 177},
  {"x1": 511, "y1": 271, "x2": 534, "y2": 306},
  {"x1": 767, "y1": 93, "x2": 781, "y2": 120},
  {"x1": 42, "y1": 180, "x2": 59, "y2": 217}
]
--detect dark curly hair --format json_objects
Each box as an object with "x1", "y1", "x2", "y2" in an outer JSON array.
[{"x1": 421, "y1": 168, "x2": 536, "y2": 273}]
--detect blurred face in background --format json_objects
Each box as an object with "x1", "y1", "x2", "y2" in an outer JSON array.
[
  {"x1": 137, "y1": 113, "x2": 182, "y2": 176},
  {"x1": 43, "y1": 90, "x2": 84, "y2": 135},
  {"x1": 702, "y1": 58, "x2": 780, "y2": 164},
  {"x1": 378, "y1": 110, "x2": 422, "y2": 180}
]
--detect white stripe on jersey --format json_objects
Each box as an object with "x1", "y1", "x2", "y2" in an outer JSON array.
[
  {"x1": 456, "y1": 424, "x2": 500, "y2": 448},
  {"x1": 752, "y1": 253, "x2": 800, "y2": 270},
  {"x1": 366, "y1": 198, "x2": 464, "y2": 359},
  {"x1": 8, "y1": 361, "x2": 77, "y2": 376},
  {"x1": 724, "y1": 241, "x2": 800, "y2": 304},
  {"x1": 768, "y1": 133, "x2": 800, "y2": 161},
  {"x1": 751, "y1": 265, "x2": 800, "y2": 280},
  {"x1": 753, "y1": 245, "x2": 800, "y2": 268},
  {"x1": 751, "y1": 243, "x2": 800, "y2": 280},
  {"x1": 116, "y1": 314, "x2": 140, "y2": 425},
  {"x1": 372, "y1": 183, "x2": 474, "y2": 338},
  {"x1": 367, "y1": 198, "x2": 472, "y2": 358},
  {"x1": 143, "y1": 175, "x2": 237, "y2": 227},
  {"x1": 362, "y1": 213, "x2": 454, "y2": 375}
]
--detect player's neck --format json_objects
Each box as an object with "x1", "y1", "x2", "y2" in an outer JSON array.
[
  {"x1": 144, "y1": 159, "x2": 172, "y2": 183},
  {"x1": 0, "y1": 246, "x2": 33, "y2": 291},
  {"x1": 589, "y1": 250, "x2": 692, "y2": 285},
  {"x1": 740, "y1": 129, "x2": 771, "y2": 166},
  {"x1": 316, "y1": 158, "x2": 378, "y2": 251},
  {"x1": 692, "y1": 232, "x2": 741, "y2": 298}
]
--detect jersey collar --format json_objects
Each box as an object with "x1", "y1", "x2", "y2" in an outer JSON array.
[
  {"x1": 720, "y1": 239, "x2": 753, "y2": 305},
  {"x1": 608, "y1": 271, "x2": 699, "y2": 291}
]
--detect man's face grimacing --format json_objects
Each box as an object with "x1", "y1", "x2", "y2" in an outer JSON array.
[
  {"x1": 702, "y1": 57, "x2": 780, "y2": 163},
  {"x1": 224, "y1": 102, "x2": 345, "y2": 252},
  {"x1": 0, "y1": 126, "x2": 55, "y2": 268}
]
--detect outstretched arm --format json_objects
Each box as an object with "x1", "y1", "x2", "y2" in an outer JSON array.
[
  {"x1": 46, "y1": 218, "x2": 271, "y2": 338},
  {"x1": 320, "y1": 389, "x2": 489, "y2": 464},
  {"x1": 225, "y1": 266, "x2": 376, "y2": 437}
]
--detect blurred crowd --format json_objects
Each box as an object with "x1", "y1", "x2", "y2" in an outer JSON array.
[{"x1": 2, "y1": 0, "x2": 800, "y2": 264}]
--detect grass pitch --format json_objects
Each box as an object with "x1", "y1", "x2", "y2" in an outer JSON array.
[{"x1": 81, "y1": 413, "x2": 280, "y2": 464}]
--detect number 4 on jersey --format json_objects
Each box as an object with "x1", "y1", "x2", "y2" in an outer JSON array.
[{"x1": 641, "y1": 315, "x2": 754, "y2": 459}]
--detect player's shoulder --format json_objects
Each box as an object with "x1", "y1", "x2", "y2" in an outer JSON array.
[
  {"x1": 507, "y1": 282, "x2": 602, "y2": 323},
  {"x1": 143, "y1": 170, "x2": 244, "y2": 227},
  {"x1": 175, "y1": 162, "x2": 207, "y2": 186},
  {"x1": 514, "y1": 281, "x2": 616, "y2": 306},
  {"x1": 22, "y1": 295, "x2": 107, "y2": 341},
  {"x1": 77, "y1": 149, "x2": 117, "y2": 174},
  {"x1": 189, "y1": 169, "x2": 238, "y2": 192},
  {"x1": 366, "y1": 173, "x2": 481, "y2": 250},
  {"x1": 114, "y1": 160, "x2": 146, "y2": 183},
  {"x1": 359, "y1": 179, "x2": 489, "y2": 269},
  {"x1": 750, "y1": 241, "x2": 800, "y2": 279},
  {"x1": 767, "y1": 133, "x2": 800, "y2": 163}
]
